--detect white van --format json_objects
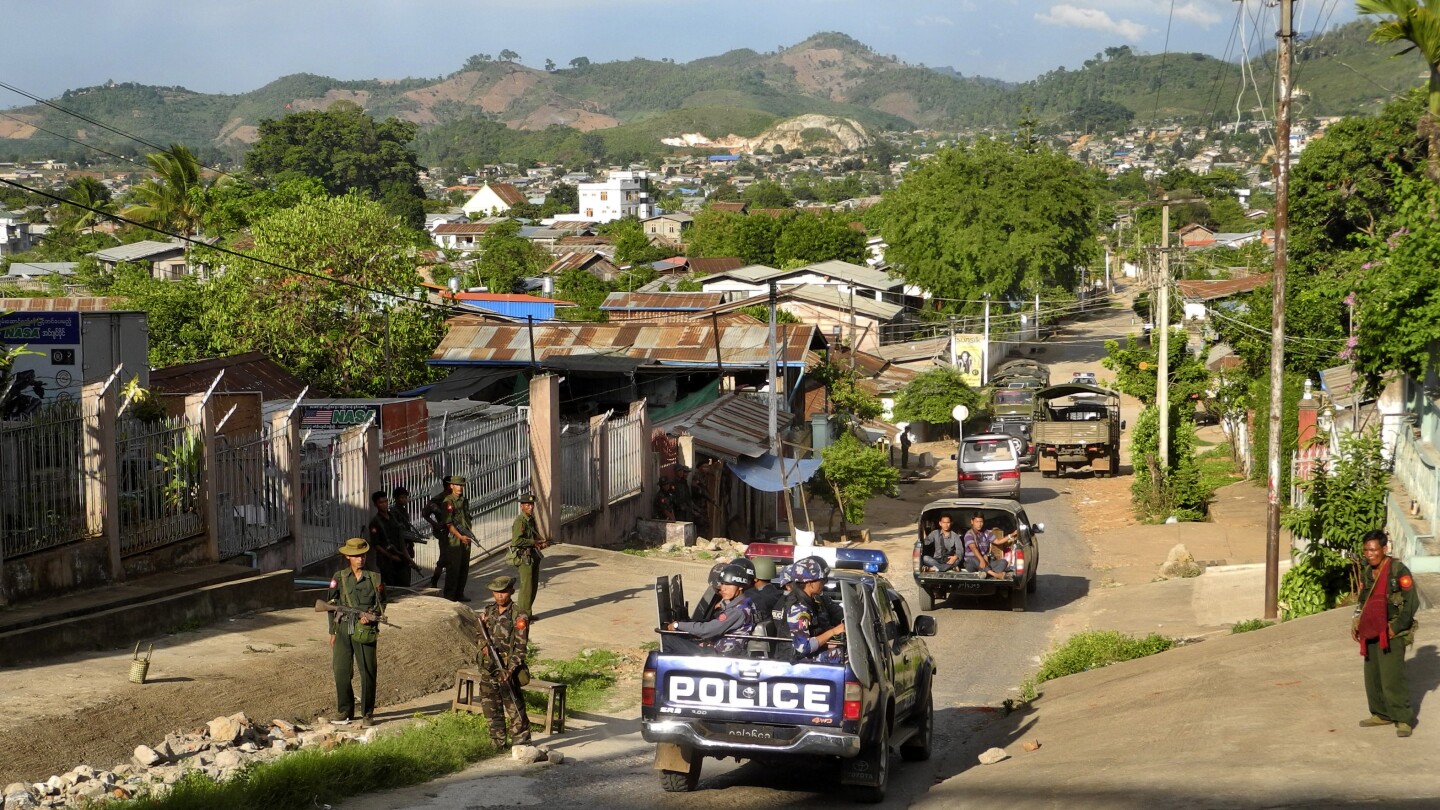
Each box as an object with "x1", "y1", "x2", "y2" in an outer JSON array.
[{"x1": 955, "y1": 433, "x2": 1023, "y2": 499}]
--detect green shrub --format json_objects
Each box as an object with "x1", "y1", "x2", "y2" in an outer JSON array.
[
  {"x1": 1230, "y1": 618, "x2": 1275, "y2": 634},
  {"x1": 1018, "y1": 631, "x2": 1177, "y2": 700}
]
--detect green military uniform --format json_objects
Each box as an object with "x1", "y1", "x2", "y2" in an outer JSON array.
[
  {"x1": 327, "y1": 546, "x2": 387, "y2": 723},
  {"x1": 367, "y1": 509, "x2": 409, "y2": 588},
  {"x1": 510, "y1": 498, "x2": 544, "y2": 615},
  {"x1": 425, "y1": 482, "x2": 473, "y2": 602},
  {"x1": 1357, "y1": 556, "x2": 1419, "y2": 730},
  {"x1": 477, "y1": 576, "x2": 532, "y2": 748}
]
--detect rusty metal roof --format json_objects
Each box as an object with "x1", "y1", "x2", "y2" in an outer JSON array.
[
  {"x1": 655, "y1": 393, "x2": 788, "y2": 460},
  {"x1": 431, "y1": 322, "x2": 819, "y2": 368},
  {"x1": 601, "y1": 292, "x2": 726, "y2": 311},
  {"x1": 150, "y1": 351, "x2": 314, "y2": 399},
  {"x1": 1176, "y1": 273, "x2": 1271, "y2": 302},
  {"x1": 0, "y1": 297, "x2": 128, "y2": 312}
]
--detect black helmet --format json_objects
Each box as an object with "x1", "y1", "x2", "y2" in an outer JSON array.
[{"x1": 719, "y1": 563, "x2": 753, "y2": 587}]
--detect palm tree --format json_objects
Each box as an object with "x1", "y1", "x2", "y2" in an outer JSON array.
[
  {"x1": 123, "y1": 144, "x2": 211, "y2": 237},
  {"x1": 59, "y1": 176, "x2": 113, "y2": 234},
  {"x1": 1358, "y1": 0, "x2": 1440, "y2": 179}
]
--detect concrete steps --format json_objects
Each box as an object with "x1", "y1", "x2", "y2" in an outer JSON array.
[{"x1": 0, "y1": 565, "x2": 303, "y2": 667}]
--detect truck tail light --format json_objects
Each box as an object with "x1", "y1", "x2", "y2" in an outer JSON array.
[
  {"x1": 1014, "y1": 548, "x2": 1026, "y2": 577},
  {"x1": 642, "y1": 668, "x2": 656, "y2": 707},
  {"x1": 912, "y1": 543, "x2": 922, "y2": 568},
  {"x1": 843, "y1": 681, "x2": 862, "y2": 721},
  {"x1": 999, "y1": 470, "x2": 1020, "y2": 480},
  {"x1": 956, "y1": 473, "x2": 975, "y2": 481}
]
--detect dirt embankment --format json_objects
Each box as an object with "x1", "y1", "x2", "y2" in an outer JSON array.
[{"x1": 0, "y1": 596, "x2": 479, "y2": 785}]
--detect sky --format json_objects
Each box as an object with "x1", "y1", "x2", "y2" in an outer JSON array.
[{"x1": 3, "y1": 0, "x2": 1359, "y2": 102}]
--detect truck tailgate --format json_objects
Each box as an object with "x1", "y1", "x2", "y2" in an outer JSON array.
[{"x1": 654, "y1": 657, "x2": 846, "y2": 728}]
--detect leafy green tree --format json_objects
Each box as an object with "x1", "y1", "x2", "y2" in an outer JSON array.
[
  {"x1": 545, "y1": 59, "x2": 556, "y2": 72},
  {"x1": 1064, "y1": 98, "x2": 1135, "y2": 134},
  {"x1": 244, "y1": 101, "x2": 427, "y2": 228},
  {"x1": 1101, "y1": 332, "x2": 1209, "y2": 407},
  {"x1": 686, "y1": 210, "x2": 781, "y2": 265},
  {"x1": 123, "y1": 143, "x2": 215, "y2": 237},
  {"x1": 569, "y1": 56, "x2": 591, "y2": 69},
  {"x1": 892, "y1": 367, "x2": 980, "y2": 430},
  {"x1": 106, "y1": 263, "x2": 219, "y2": 366},
  {"x1": 739, "y1": 305, "x2": 800, "y2": 324},
  {"x1": 772, "y1": 211, "x2": 867, "y2": 266},
  {"x1": 1358, "y1": 0, "x2": 1440, "y2": 179},
  {"x1": 202, "y1": 176, "x2": 326, "y2": 237},
  {"x1": 812, "y1": 432, "x2": 899, "y2": 535},
  {"x1": 601, "y1": 216, "x2": 675, "y2": 265},
  {"x1": 202, "y1": 194, "x2": 443, "y2": 396},
  {"x1": 1353, "y1": 171, "x2": 1440, "y2": 381},
  {"x1": 543, "y1": 182, "x2": 578, "y2": 216},
  {"x1": 741, "y1": 181, "x2": 793, "y2": 209},
  {"x1": 470, "y1": 220, "x2": 552, "y2": 293},
  {"x1": 873, "y1": 138, "x2": 1100, "y2": 308},
  {"x1": 811, "y1": 362, "x2": 882, "y2": 420},
  {"x1": 553, "y1": 265, "x2": 610, "y2": 321},
  {"x1": 708, "y1": 181, "x2": 740, "y2": 202},
  {"x1": 499, "y1": 49, "x2": 520, "y2": 62}
]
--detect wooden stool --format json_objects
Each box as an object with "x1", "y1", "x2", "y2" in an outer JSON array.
[{"x1": 450, "y1": 668, "x2": 568, "y2": 735}]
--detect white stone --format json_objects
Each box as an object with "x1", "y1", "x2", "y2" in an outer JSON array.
[
  {"x1": 977, "y1": 747, "x2": 1009, "y2": 765},
  {"x1": 510, "y1": 744, "x2": 543, "y2": 763},
  {"x1": 206, "y1": 716, "x2": 242, "y2": 744},
  {"x1": 133, "y1": 745, "x2": 165, "y2": 767},
  {"x1": 545, "y1": 750, "x2": 565, "y2": 764},
  {"x1": 213, "y1": 750, "x2": 244, "y2": 770}
]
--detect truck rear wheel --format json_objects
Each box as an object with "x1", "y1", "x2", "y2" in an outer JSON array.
[
  {"x1": 918, "y1": 587, "x2": 937, "y2": 612},
  {"x1": 658, "y1": 757, "x2": 702, "y2": 793},
  {"x1": 1009, "y1": 586, "x2": 1028, "y2": 612}
]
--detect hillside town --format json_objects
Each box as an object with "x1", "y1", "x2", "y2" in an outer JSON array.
[{"x1": 1, "y1": 4, "x2": 1439, "y2": 809}]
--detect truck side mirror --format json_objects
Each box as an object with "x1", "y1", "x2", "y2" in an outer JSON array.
[
  {"x1": 1120, "y1": 420, "x2": 1127, "y2": 430},
  {"x1": 950, "y1": 454, "x2": 957, "y2": 460},
  {"x1": 913, "y1": 615, "x2": 937, "y2": 637},
  {"x1": 1033, "y1": 522, "x2": 1045, "y2": 534}
]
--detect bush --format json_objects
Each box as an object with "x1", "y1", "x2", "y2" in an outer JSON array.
[
  {"x1": 1019, "y1": 630, "x2": 1176, "y2": 700},
  {"x1": 1230, "y1": 618, "x2": 1275, "y2": 634}
]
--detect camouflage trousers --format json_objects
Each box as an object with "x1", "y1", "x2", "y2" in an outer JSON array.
[{"x1": 477, "y1": 668, "x2": 532, "y2": 747}]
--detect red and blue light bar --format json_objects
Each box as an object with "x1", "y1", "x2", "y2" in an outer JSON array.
[{"x1": 746, "y1": 543, "x2": 889, "y2": 573}]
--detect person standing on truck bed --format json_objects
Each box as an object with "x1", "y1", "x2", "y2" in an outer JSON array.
[
  {"x1": 662, "y1": 563, "x2": 757, "y2": 656},
  {"x1": 921, "y1": 515, "x2": 962, "y2": 572},
  {"x1": 783, "y1": 558, "x2": 846, "y2": 664},
  {"x1": 962, "y1": 514, "x2": 1014, "y2": 579}
]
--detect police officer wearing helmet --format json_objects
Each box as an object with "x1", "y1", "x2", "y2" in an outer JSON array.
[
  {"x1": 783, "y1": 557, "x2": 846, "y2": 664},
  {"x1": 663, "y1": 562, "x2": 757, "y2": 656}
]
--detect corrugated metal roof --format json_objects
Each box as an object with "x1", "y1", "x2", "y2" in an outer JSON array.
[
  {"x1": 1176, "y1": 273, "x2": 1271, "y2": 302},
  {"x1": 150, "y1": 351, "x2": 313, "y2": 399},
  {"x1": 655, "y1": 393, "x2": 787, "y2": 460},
  {"x1": 92, "y1": 240, "x2": 185, "y2": 262},
  {"x1": 431, "y1": 322, "x2": 818, "y2": 368},
  {"x1": 488, "y1": 182, "x2": 528, "y2": 206},
  {"x1": 454, "y1": 292, "x2": 575, "y2": 305},
  {"x1": 0, "y1": 296, "x2": 126, "y2": 312},
  {"x1": 784, "y1": 284, "x2": 903, "y2": 320},
  {"x1": 433, "y1": 222, "x2": 495, "y2": 235},
  {"x1": 686, "y1": 257, "x2": 744, "y2": 275},
  {"x1": 601, "y1": 292, "x2": 726, "y2": 311},
  {"x1": 544, "y1": 252, "x2": 607, "y2": 274},
  {"x1": 5, "y1": 262, "x2": 76, "y2": 276}
]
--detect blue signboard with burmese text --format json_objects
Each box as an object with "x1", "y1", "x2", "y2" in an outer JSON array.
[{"x1": 0, "y1": 312, "x2": 81, "y2": 345}]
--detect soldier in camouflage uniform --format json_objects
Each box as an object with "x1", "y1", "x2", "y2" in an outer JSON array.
[
  {"x1": 783, "y1": 557, "x2": 846, "y2": 665},
  {"x1": 477, "y1": 575, "x2": 532, "y2": 748}
]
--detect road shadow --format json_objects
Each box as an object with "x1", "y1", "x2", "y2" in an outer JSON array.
[
  {"x1": 533, "y1": 586, "x2": 650, "y2": 623},
  {"x1": 935, "y1": 573, "x2": 1089, "y2": 614},
  {"x1": 1017, "y1": 486, "x2": 1059, "y2": 505},
  {"x1": 1410, "y1": 643, "x2": 1439, "y2": 723}
]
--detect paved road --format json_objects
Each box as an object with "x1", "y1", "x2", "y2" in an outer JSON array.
[{"x1": 341, "y1": 297, "x2": 1144, "y2": 809}]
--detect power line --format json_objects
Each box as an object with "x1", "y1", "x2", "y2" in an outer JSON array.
[{"x1": 1150, "y1": 0, "x2": 1180, "y2": 132}]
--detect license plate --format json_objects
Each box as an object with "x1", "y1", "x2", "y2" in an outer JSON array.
[
  {"x1": 981, "y1": 473, "x2": 997, "y2": 481},
  {"x1": 721, "y1": 723, "x2": 780, "y2": 741},
  {"x1": 953, "y1": 581, "x2": 987, "y2": 591}
]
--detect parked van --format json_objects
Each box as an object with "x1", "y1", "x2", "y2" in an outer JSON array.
[{"x1": 954, "y1": 433, "x2": 1023, "y2": 499}]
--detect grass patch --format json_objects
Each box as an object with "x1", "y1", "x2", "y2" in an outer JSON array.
[
  {"x1": 526, "y1": 647, "x2": 622, "y2": 715},
  {"x1": 110, "y1": 712, "x2": 500, "y2": 810},
  {"x1": 165, "y1": 617, "x2": 208, "y2": 635},
  {"x1": 1230, "y1": 618, "x2": 1275, "y2": 634},
  {"x1": 1018, "y1": 630, "x2": 1176, "y2": 702},
  {"x1": 1196, "y1": 446, "x2": 1243, "y2": 495}
]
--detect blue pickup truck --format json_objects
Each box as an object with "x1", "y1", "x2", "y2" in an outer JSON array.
[{"x1": 640, "y1": 564, "x2": 937, "y2": 803}]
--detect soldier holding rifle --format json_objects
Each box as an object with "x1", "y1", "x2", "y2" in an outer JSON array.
[
  {"x1": 476, "y1": 575, "x2": 533, "y2": 749},
  {"x1": 424, "y1": 475, "x2": 475, "y2": 602},
  {"x1": 325, "y1": 537, "x2": 389, "y2": 729}
]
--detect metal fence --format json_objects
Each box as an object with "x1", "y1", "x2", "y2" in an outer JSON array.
[
  {"x1": 380, "y1": 408, "x2": 532, "y2": 567},
  {"x1": 116, "y1": 415, "x2": 204, "y2": 554},
  {"x1": 606, "y1": 410, "x2": 644, "y2": 503},
  {"x1": 299, "y1": 428, "x2": 372, "y2": 567},
  {"x1": 559, "y1": 423, "x2": 599, "y2": 523},
  {"x1": 212, "y1": 426, "x2": 290, "y2": 558},
  {"x1": 0, "y1": 402, "x2": 89, "y2": 559}
]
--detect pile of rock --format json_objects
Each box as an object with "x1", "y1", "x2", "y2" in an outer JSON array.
[
  {"x1": 3, "y1": 713, "x2": 371, "y2": 808},
  {"x1": 657, "y1": 537, "x2": 748, "y2": 558}
]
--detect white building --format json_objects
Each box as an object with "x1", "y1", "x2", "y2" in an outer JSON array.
[
  {"x1": 553, "y1": 171, "x2": 654, "y2": 223},
  {"x1": 0, "y1": 209, "x2": 33, "y2": 256}
]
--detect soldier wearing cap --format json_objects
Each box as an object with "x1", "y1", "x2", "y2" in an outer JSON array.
[
  {"x1": 424, "y1": 475, "x2": 474, "y2": 602},
  {"x1": 663, "y1": 562, "x2": 756, "y2": 656},
  {"x1": 509, "y1": 494, "x2": 548, "y2": 615},
  {"x1": 783, "y1": 557, "x2": 846, "y2": 664},
  {"x1": 477, "y1": 575, "x2": 533, "y2": 749},
  {"x1": 326, "y1": 537, "x2": 387, "y2": 728}
]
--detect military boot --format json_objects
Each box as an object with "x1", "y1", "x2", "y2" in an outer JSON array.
[
  {"x1": 1396, "y1": 723, "x2": 1414, "y2": 738},
  {"x1": 1358, "y1": 715, "x2": 1392, "y2": 727}
]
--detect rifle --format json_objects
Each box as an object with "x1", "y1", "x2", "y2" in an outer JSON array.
[
  {"x1": 315, "y1": 599, "x2": 402, "y2": 629},
  {"x1": 475, "y1": 608, "x2": 526, "y2": 716}
]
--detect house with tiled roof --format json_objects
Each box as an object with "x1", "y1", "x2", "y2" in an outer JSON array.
[
  {"x1": 462, "y1": 182, "x2": 528, "y2": 218},
  {"x1": 543, "y1": 251, "x2": 621, "y2": 282},
  {"x1": 707, "y1": 201, "x2": 748, "y2": 214}
]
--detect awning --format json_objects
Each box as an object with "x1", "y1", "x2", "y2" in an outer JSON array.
[
  {"x1": 407, "y1": 367, "x2": 518, "y2": 402},
  {"x1": 728, "y1": 453, "x2": 822, "y2": 492}
]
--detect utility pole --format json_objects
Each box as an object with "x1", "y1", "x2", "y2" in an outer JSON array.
[
  {"x1": 1158, "y1": 196, "x2": 1171, "y2": 469},
  {"x1": 1265, "y1": 0, "x2": 1296, "y2": 621},
  {"x1": 848, "y1": 285, "x2": 857, "y2": 369},
  {"x1": 981, "y1": 293, "x2": 991, "y2": 386},
  {"x1": 767, "y1": 280, "x2": 778, "y2": 457}
]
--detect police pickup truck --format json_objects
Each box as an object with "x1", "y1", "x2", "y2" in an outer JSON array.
[{"x1": 641, "y1": 558, "x2": 937, "y2": 803}]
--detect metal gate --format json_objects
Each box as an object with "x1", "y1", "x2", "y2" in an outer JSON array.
[
  {"x1": 212, "y1": 426, "x2": 290, "y2": 559},
  {"x1": 299, "y1": 427, "x2": 371, "y2": 567}
]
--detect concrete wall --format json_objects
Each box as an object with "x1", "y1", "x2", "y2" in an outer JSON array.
[
  {"x1": 122, "y1": 535, "x2": 213, "y2": 580},
  {"x1": 1, "y1": 538, "x2": 112, "y2": 603}
]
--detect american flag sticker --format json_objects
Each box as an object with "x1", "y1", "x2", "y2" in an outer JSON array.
[{"x1": 302, "y1": 408, "x2": 335, "y2": 427}]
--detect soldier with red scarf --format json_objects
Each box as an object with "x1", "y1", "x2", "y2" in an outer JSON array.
[{"x1": 1352, "y1": 529, "x2": 1419, "y2": 737}]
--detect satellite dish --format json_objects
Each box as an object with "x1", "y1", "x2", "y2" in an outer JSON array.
[{"x1": 951, "y1": 404, "x2": 970, "y2": 423}]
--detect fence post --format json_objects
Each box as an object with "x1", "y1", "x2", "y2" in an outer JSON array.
[
  {"x1": 591, "y1": 412, "x2": 611, "y2": 518},
  {"x1": 270, "y1": 408, "x2": 303, "y2": 572},
  {"x1": 529, "y1": 375, "x2": 561, "y2": 541},
  {"x1": 638, "y1": 399, "x2": 655, "y2": 520},
  {"x1": 362, "y1": 424, "x2": 382, "y2": 510},
  {"x1": 186, "y1": 394, "x2": 221, "y2": 563},
  {"x1": 83, "y1": 380, "x2": 123, "y2": 582}
]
